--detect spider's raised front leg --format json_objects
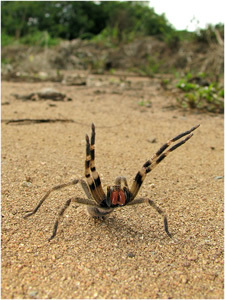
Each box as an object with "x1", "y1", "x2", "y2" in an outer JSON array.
[
  {"x1": 126, "y1": 198, "x2": 172, "y2": 238},
  {"x1": 23, "y1": 179, "x2": 80, "y2": 218},
  {"x1": 85, "y1": 123, "x2": 106, "y2": 204},
  {"x1": 130, "y1": 124, "x2": 200, "y2": 200},
  {"x1": 81, "y1": 178, "x2": 114, "y2": 218}
]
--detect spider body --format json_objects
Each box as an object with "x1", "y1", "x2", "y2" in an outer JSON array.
[{"x1": 24, "y1": 123, "x2": 200, "y2": 240}]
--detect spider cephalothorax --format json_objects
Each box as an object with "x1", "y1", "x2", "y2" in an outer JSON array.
[{"x1": 24, "y1": 123, "x2": 200, "y2": 240}]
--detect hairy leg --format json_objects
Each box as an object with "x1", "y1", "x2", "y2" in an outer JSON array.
[
  {"x1": 23, "y1": 179, "x2": 80, "y2": 218},
  {"x1": 85, "y1": 125, "x2": 105, "y2": 203},
  {"x1": 130, "y1": 124, "x2": 200, "y2": 200},
  {"x1": 126, "y1": 197, "x2": 172, "y2": 238},
  {"x1": 48, "y1": 196, "x2": 103, "y2": 241}
]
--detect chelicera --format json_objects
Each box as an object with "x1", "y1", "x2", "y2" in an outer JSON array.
[{"x1": 24, "y1": 123, "x2": 200, "y2": 240}]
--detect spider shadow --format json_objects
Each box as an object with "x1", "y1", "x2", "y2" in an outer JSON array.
[{"x1": 87, "y1": 211, "x2": 158, "y2": 241}]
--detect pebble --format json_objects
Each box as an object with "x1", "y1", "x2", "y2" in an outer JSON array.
[
  {"x1": 127, "y1": 252, "x2": 135, "y2": 258},
  {"x1": 21, "y1": 181, "x2": 32, "y2": 187},
  {"x1": 180, "y1": 275, "x2": 188, "y2": 284},
  {"x1": 28, "y1": 290, "x2": 38, "y2": 298},
  {"x1": 187, "y1": 255, "x2": 198, "y2": 261},
  {"x1": 214, "y1": 176, "x2": 224, "y2": 181}
]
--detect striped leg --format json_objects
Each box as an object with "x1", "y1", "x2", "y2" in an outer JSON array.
[
  {"x1": 130, "y1": 124, "x2": 200, "y2": 200},
  {"x1": 85, "y1": 124, "x2": 106, "y2": 204},
  {"x1": 80, "y1": 178, "x2": 113, "y2": 218},
  {"x1": 80, "y1": 179, "x2": 93, "y2": 200},
  {"x1": 126, "y1": 197, "x2": 172, "y2": 237}
]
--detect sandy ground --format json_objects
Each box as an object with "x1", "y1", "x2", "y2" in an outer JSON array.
[{"x1": 1, "y1": 74, "x2": 224, "y2": 299}]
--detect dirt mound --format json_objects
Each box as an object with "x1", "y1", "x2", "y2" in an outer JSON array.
[{"x1": 2, "y1": 36, "x2": 224, "y2": 81}]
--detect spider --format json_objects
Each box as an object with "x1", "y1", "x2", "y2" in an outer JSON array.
[{"x1": 24, "y1": 123, "x2": 200, "y2": 241}]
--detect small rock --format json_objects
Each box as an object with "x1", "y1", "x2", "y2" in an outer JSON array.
[
  {"x1": 25, "y1": 176, "x2": 32, "y2": 182},
  {"x1": 21, "y1": 181, "x2": 32, "y2": 188},
  {"x1": 180, "y1": 275, "x2": 188, "y2": 284},
  {"x1": 38, "y1": 71, "x2": 48, "y2": 79},
  {"x1": 182, "y1": 261, "x2": 191, "y2": 267},
  {"x1": 37, "y1": 88, "x2": 66, "y2": 101},
  {"x1": 28, "y1": 290, "x2": 38, "y2": 298},
  {"x1": 62, "y1": 74, "x2": 87, "y2": 86},
  {"x1": 214, "y1": 176, "x2": 224, "y2": 181},
  {"x1": 127, "y1": 252, "x2": 135, "y2": 258},
  {"x1": 148, "y1": 138, "x2": 157, "y2": 143},
  {"x1": 187, "y1": 254, "x2": 198, "y2": 261}
]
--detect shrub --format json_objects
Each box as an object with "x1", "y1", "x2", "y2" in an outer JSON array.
[
  {"x1": 20, "y1": 31, "x2": 61, "y2": 47},
  {"x1": 176, "y1": 73, "x2": 224, "y2": 113}
]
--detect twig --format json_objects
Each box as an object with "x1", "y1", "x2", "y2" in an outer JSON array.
[
  {"x1": 2, "y1": 118, "x2": 126, "y2": 128},
  {"x1": 2, "y1": 118, "x2": 75, "y2": 125}
]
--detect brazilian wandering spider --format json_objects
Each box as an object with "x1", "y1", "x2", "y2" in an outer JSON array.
[{"x1": 24, "y1": 123, "x2": 200, "y2": 240}]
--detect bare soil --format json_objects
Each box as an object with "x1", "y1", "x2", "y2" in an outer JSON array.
[{"x1": 1, "y1": 74, "x2": 224, "y2": 299}]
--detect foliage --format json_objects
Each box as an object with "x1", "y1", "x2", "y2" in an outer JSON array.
[
  {"x1": 1, "y1": 32, "x2": 15, "y2": 47},
  {"x1": 2, "y1": 30, "x2": 61, "y2": 47},
  {"x1": 1, "y1": 1, "x2": 177, "y2": 45},
  {"x1": 194, "y1": 23, "x2": 224, "y2": 45},
  {"x1": 20, "y1": 31, "x2": 61, "y2": 47},
  {"x1": 163, "y1": 30, "x2": 194, "y2": 49},
  {"x1": 1, "y1": 1, "x2": 107, "y2": 40},
  {"x1": 137, "y1": 55, "x2": 163, "y2": 77},
  {"x1": 1, "y1": 1, "x2": 224, "y2": 116},
  {"x1": 176, "y1": 73, "x2": 224, "y2": 113},
  {"x1": 138, "y1": 97, "x2": 152, "y2": 108},
  {"x1": 92, "y1": 2, "x2": 179, "y2": 45}
]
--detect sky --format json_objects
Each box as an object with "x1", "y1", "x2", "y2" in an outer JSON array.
[{"x1": 149, "y1": 0, "x2": 224, "y2": 31}]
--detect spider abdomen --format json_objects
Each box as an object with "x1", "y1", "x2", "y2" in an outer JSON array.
[{"x1": 87, "y1": 206, "x2": 113, "y2": 217}]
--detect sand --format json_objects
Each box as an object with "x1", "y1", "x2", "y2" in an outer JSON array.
[{"x1": 1, "y1": 74, "x2": 224, "y2": 298}]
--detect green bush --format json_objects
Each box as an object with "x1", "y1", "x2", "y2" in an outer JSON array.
[
  {"x1": 1, "y1": 1, "x2": 176, "y2": 45},
  {"x1": 176, "y1": 73, "x2": 224, "y2": 113},
  {"x1": 194, "y1": 23, "x2": 224, "y2": 44},
  {"x1": 20, "y1": 31, "x2": 61, "y2": 47},
  {"x1": 1, "y1": 32, "x2": 15, "y2": 47}
]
